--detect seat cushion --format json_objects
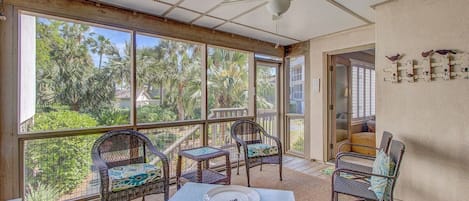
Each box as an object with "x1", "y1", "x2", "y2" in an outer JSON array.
[
  {"x1": 368, "y1": 150, "x2": 395, "y2": 200},
  {"x1": 334, "y1": 176, "x2": 377, "y2": 200},
  {"x1": 247, "y1": 143, "x2": 278, "y2": 157},
  {"x1": 108, "y1": 163, "x2": 161, "y2": 192}
]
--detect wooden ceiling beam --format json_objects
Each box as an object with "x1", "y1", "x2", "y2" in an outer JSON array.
[{"x1": 5, "y1": 0, "x2": 284, "y2": 57}]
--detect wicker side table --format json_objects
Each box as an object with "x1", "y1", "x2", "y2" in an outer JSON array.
[{"x1": 176, "y1": 146, "x2": 231, "y2": 189}]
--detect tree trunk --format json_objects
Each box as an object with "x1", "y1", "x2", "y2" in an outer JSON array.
[
  {"x1": 71, "y1": 102, "x2": 80, "y2": 111},
  {"x1": 160, "y1": 82, "x2": 164, "y2": 105},
  {"x1": 176, "y1": 82, "x2": 185, "y2": 121},
  {"x1": 98, "y1": 53, "x2": 103, "y2": 69}
]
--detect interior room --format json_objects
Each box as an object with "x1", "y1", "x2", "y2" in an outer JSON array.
[
  {"x1": 1, "y1": 0, "x2": 468, "y2": 201},
  {"x1": 328, "y1": 49, "x2": 377, "y2": 160}
]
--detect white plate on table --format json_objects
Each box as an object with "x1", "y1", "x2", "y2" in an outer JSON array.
[{"x1": 203, "y1": 185, "x2": 260, "y2": 201}]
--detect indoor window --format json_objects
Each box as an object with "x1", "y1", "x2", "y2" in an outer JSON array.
[{"x1": 351, "y1": 63, "x2": 375, "y2": 120}]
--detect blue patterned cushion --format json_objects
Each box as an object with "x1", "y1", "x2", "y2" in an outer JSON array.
[
  {"x1": 108, "y1": 163, "x2": 161, "y2": 192},
  {"x1": 368, "y1": 150, "x2": 395, "y2": 200},
  {"x1": 247, "y1": 143, "x2": 278, "y2": 157}
]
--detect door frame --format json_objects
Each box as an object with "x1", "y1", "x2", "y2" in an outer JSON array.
[
  {"x1": 284, "y1": 55, "x2": 307, "y2": 157},
  {"x1": 325, "y1": 43, "x2": 375, "y2": 161},
  {"x1": 255, "y1": 60, "x2": 282, "y2": 141},
  {"x1": 327, "y1": 55, "x2": 352, "y2": 160}
]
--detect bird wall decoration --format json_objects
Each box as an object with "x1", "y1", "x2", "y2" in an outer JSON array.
[
  {"x1": 386, "y1": 54, "x2": 401, "y2": 62},
  {"x1": 421, "y1": 50, "x2": 434, "y2": 58},
  {"x1": 435, "y1": 49, "x2": 457, "y2": 55}
]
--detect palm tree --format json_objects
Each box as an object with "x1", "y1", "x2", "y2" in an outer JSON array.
[
  {"x1": 136, "y1": 39, "x2": 202, "y2": 121},
  {"x1": 107, "y1": 42, "x2": 131, "y2": 91},
  {"x1": 256, "y1": 65, "x2": 276, "y2": 109},
  {"x1": 89, "y1": 35, "x2": 113, "y2": 69},
  {"x1": 161, "y1": 40, "x2": 202, "y2": 121},
  {"x1": 49, "y1": 21, "x2": 95, "y2": 111},
  {"x1": 207, "y1": 47, "x2": 249, "y2": 144},
  {"x1": 207, "y1": 47, "x2": 249, "y2": 111},
  {"x1": 36, "y1": 18, "x2": 129, "y2": 113}
]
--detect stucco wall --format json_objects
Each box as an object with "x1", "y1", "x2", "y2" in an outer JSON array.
[
  {"x1": 308, "y1": 25, "x2": 375, "y2": 160},
  {"x1": 375, "y1": 0, "x2": 469, "y2": 200}
]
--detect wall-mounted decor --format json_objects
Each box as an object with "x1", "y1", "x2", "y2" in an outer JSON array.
[{"x1": 384, "y1": 50, "x2": 469, "y2": 83}]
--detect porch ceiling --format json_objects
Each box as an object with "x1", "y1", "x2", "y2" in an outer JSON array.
[{"x1": 91, "y1": 0, "x2": 389, "y2": 46}]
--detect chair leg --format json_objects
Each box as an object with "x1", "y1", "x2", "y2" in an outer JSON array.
[
  {"x1": 331, "y1": 192, "x2": 338, "y2": 201},
  {"x1": 237, "y1": 152, "x2": 240, "y2": 175},
  {"x1": 164, "y1": 190, "x2": 169, "y2": 201},
  {"x1": 245, "y1": 159, "x2": 251, "y2": 187},
  {"x1": 279, "y1": 157, "x2": 283, "y2": 181}
]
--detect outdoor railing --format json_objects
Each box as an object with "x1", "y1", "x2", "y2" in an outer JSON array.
[{"x1": 24, "y1": 107, "x2": 278, "y2": 201}]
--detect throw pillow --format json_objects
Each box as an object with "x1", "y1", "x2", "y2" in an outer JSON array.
[{"x1": 368, "y1": 150, "x2": 395, "y2": 200}]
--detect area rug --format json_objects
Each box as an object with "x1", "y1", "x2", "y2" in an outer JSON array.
[{"x1": 320, "y1": 166, "x2": 335, "y2": 176}]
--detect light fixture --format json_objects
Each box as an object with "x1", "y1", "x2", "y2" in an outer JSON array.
[
  {"x1": 0, "y1": 0, "x2": 5, "y2": 21},
  {"x1": 274, "y1": 19, "x2": 280, "y2": 48},
  {"x1": 0, "y1": 12, "x2": 6, "y2": 21},
  {"x1": 266, "y1": 0, "x2": 291, "y2": 19}
]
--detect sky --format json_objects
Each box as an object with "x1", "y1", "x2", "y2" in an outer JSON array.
[
  {"x1": 38, "y1": 16, "x2": 161, "y2": 68},
  {"x1": 90, "y1": 27, "x2": 162, "y2": 67}
]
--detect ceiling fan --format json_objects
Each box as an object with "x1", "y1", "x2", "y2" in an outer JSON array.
[{"x1": 221, "y1": 0, "x2": 293, "y2": 20}]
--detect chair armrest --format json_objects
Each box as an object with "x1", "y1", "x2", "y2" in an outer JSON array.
[
  {"x1": 92, "y1": 156, "x2": 110, "y2": 194},
  {"x1": 147, "y1": 145, "x2": 170, "y2": 179},
  {"x1": 338, "y1": 143, "x2": 379, "y2": 153},
  {"x1": 335, "y1": 152, "x2": 375, "y2": 168},
  {"x1": 333, "y1": 168, "x2": 394, "y2": 180},
  {"x1": 231, "y1": 135, "x2": 248, "y2": 150},
  {"x1": 92, "y1": 157, "x2": 109, "y2": 173},
  {"x1": 262, "y1": 133, "x2": 282, "y2": 153},
  {"x1": 336, "y1": 152, "x2": 376, "y2": 161}
]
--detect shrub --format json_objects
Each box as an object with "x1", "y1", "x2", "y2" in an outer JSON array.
[
  {"x1": 31, "y1": 110, "x2": 97, "y2": 131},
  {"x1": 25, "y1": 110, "x2": 98, "y2": 194},
  {"x1": 137, "y1": 104, "x2": 176, "y2": 123},
  {"x1": 25, "y1": 183, "x2": 60, "y2": 201},
  {"x1": 93, "y1": 107, "x2": 130, "y2": 126},
  {"x1": 293, "y1": 136, "x2": 304, "y2": 152}
]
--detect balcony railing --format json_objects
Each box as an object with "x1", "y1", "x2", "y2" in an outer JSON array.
[{"x1": 24, "y1": 107, "x2": 278, "y2": 201}]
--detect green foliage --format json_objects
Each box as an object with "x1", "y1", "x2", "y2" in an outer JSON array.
[
  {"x1": 137, "y1": 104, "x2": 177, "y2": 123},
  {"x1": 25, "y1": 183, "x2": 60, "y2": 201},
  {"x1": 256, "y1": 66, "x2": 276, "y2": 109},
  {"x1": 293, "y1": 136, "x2": 304, "y2": 153},
  {"x1": 35, "y1": 18, "x2": 129, "y2": 114},
  {"x1": 207, "y1": 47, "x2": 249, "y2": 110},
  {"x1": 93, "y1": 107, "x2": 130, "y2": 126},
  {"x1": 136, "y1": 39, "x2": 202, "y2": 121},
  {"x1": 32, "y1": 110, "x2": 97, "y2": 131},
  {"x1": 148, "y1": 132, "x2": 178, "y2": 151},
  {"x1": 26, "y1": 111, "x2": 98, "y2": 193}
]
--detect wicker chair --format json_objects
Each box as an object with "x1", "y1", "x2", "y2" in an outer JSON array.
[
  {"x1": 335, "y1": 131, "x2": 393, "y2": 174},
  {"x1": 230, "y1": 120, "x2": 282, "y2": 187},
  {"x1": 91, "y1": 130, "x2": 169, "y2": 201},
  {"x1": 331, "y1": 140, "x2": 405, "y2": 201}
]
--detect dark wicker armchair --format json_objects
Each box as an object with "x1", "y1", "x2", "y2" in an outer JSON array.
[
  {"x1": 231, "y1": 120, "x2": 282, "y2": 187},
  {"x1": 91, "y1": 130, "x2": 169, "y2": 201},
  {"x1": 331, "y1": 140, "x2": 405, "y2": 201}
]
